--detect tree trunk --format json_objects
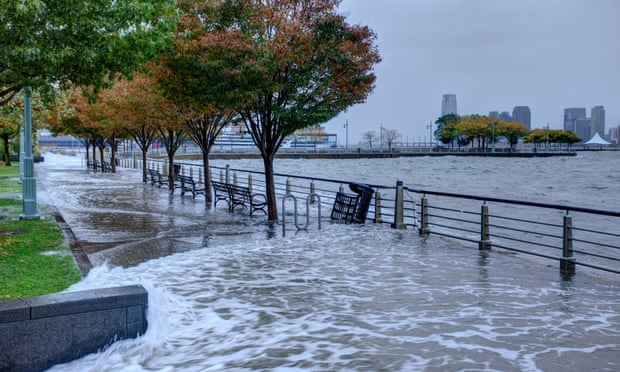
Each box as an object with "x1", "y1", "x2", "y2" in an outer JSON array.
[
  {"x1": 203, "y1": 151, "x2": 212, "y2": 205},
  {"x1": 110, "y1": 135, "x2": 117, "y2": 173},
  {"x1": 3, "y1": 134, "x2": 11, "y2": 166},
  {"x1": 142, "y1": 147, "x2": 148, "y2": 183},
  {"x1": 91, "y1": 144, "x2": 96, "y2": 169},
  {"x1": 262, "y1": 154, "x2": 278, "y2": 221},
  {"x1": 167, "y1": 152, "x2": 175, "y2": 191},
  {"x1": 98, "y1": 144, "x2": 105, "y2": 168},
  {"x1": 85, "y1": 141, "x2": 90, "y2": 164}
]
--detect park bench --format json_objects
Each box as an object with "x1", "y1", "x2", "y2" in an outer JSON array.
[
  {"x1": 147, "y1": 169, "x2": 167, "y2": 188},
  {"x1": 212, "y1": 181, "x2": 230, "y2": 208},
  {"x1": 212, "y1": 180, "x2": 267, "y2": 216},
  {"x1": 174, "y1": 174, "x2": 205, "y2": 199}
]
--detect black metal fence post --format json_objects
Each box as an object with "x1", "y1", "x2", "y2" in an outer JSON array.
[
  {"x1": 561, "y1": 212, "x2": 576, "y2": 275},
  {"x1": 391, "y1": 181, "x2": 406, "y2": 229},
  {"x1": 479, "y1": 203, "x2": 492, "y2": 251},
  {"x1": 419, "y1": 196, "x2": 430, "y2": 237},
  {"x1": 374, "y1": 191, "x2": 383, "y2": 224}
]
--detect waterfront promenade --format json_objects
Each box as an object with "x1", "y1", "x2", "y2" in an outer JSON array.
[{"x1": 36, "y1": 152, "x2": 619, "y2": 371}]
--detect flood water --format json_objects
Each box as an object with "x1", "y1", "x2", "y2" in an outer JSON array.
[{"x1": 35, "y1": 151, "x2": 619, "y2": 371}]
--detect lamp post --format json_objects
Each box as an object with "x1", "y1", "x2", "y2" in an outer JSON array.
[
  {"x1": 20, "y1": 87, "x2": 40, "y2": 220},
  {"x1": 19, "y1": 126, "x2": 25, "y2": 183},
  {"x1": 426, "y1": 121, "x2": 433, "y2": 151},
  {"x1": 491, "y1": 121, "x2": 496, "y2": 153},
  {"x1": 545, "y1": 123, "x2": 550, "y2": 153},
  {"x1": 344, "y1": 119, "x2": 349, "y2": 149},
  {"x1": 380, "y1": 123, "x2": 383, "y2": 150}
]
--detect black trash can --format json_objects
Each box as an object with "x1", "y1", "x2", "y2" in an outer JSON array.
[
  {"x1": 348, "y1": 183, "x2": 374, "y2": 223},
  {"x1": 173, "y1": 163, "x2": 181, "y2": 177}
]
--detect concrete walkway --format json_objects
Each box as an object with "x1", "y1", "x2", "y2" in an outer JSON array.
[{"x1": 36, "y1": 152, "x2": 271, "y2": 269}]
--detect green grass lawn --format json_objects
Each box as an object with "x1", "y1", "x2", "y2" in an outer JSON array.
[{"x1": 0, "y1": 165, "x2": 82, "y2": 300}]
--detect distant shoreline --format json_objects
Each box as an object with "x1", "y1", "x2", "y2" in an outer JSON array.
[{"x1": 173, "y1": 150, "x2": 581, "y2": 160}]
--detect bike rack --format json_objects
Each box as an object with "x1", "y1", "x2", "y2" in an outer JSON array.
[{"x1": 282, "y1": 193, "x2": 321, "y2": 236}]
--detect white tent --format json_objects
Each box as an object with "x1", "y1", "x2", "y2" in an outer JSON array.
[{"x1": 584, "y1": 132, "x2": 610, "y2": 145}]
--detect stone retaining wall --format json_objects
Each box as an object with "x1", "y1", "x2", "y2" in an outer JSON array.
[{"x1": 0, "y1": 285, "x2": 148, "y2": 372}]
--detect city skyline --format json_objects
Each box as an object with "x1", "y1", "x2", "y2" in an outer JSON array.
[{"x1": 324, "y1": 0, "x2": 619, "y2": 145}]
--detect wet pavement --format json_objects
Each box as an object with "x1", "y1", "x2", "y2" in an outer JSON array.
[{"x1": 36, "y1": 152, "x2": 272, "y2": 269}]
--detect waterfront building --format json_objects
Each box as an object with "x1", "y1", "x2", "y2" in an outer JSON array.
[
  {"x1": 590, "y1": 106, "x2": 605, "y2": 137},
  {"x1": 441, "y1": 94, "x2": 457, "y2": 116},
  {"x1": 499, "y1": 111, "x2": 512, "y2": 121},
  {"x1": 563, "y1": 108, "x2": 586, "y2": 132},
  {"x1": 512, "y1": 106, "x2": 531, "y2": 130},
  {"x1": 575, "y1": 118, "x2": 591, "y2": 142},
  {"x1": 489, "y1": 109, "x2": 517, "y2": 123},
  {"x1": 606, "y1": 127, "x2": 617, "y2": 144},
  {"x1": 615, "y1": 125, "x2": 620, "y2": 144}
]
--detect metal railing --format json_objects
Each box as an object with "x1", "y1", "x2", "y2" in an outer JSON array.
[{"x1": 119, "y1": 158, "x2": 620, "y2": 276}]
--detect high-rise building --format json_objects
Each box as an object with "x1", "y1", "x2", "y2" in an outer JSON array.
[
  {"x1": 590, "y1": 106, "x2": 605, "y2": 137},
  {"x1": 575, "y1": 118, "x2": 591, "y2": 142},
  {"x1": 441, "y1": 94, "x2": 457, "y2": 116},
  {"x1": 499, "y1": 111, "x2": 512, "y2": 121},
  {"x1": 563, "y1": 108, "x2": 586, "y2": 132},
  {"x1": 615, "y1": 124, "x2": 620, "y2": 144},
  {"x1": 488, "y1": 111, "x2": 499, "y2": 119},
  {"x1": 512, "y1": 106, "x2": 531, "y2": 130}
]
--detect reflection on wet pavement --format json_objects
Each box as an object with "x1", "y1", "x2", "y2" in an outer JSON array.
[{"x1": 36, "y1": 153, "x2": 271, "y2": 267}]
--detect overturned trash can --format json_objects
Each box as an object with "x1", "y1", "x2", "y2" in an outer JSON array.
[{"x1": 330, "y1": 183, "x2": 374, "y2": 224}]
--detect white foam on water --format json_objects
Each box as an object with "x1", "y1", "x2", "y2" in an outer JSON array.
[{"x1": 45, "y1": 224, "x2": 620, "y2": 371}]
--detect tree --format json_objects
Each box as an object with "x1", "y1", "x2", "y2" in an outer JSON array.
[
  {"x1": 524, "y1": 129, "x2": 581, "y2": 150},
  {"x1": 0, "y1": 90, "x2": 72, "y2": 166},
  {"x1": 182, "y1": 112, "x2": 236, "y2": 204},
  {"x1": 103, "y1": 74, "x2": 165, "y2": 183},
  {"x1": 0, "y1": 99, "x2": 21, "y2": 165},
  {"x1": 382, "y1": 128, "x2": 401, "y2": 152},
  {"x1": 164, "y1": 0, "x2": 381, "y2": 221},
  {"x1": 2, "y1": 0, "x2": 175, "y2": 218},
  {"x1": 362, "y1": 130, "x2": 378, "y2": 149},
  {"x1": 158, "y1": 124, "x2": 189, "y2": 191},
  {"x1": 554, "y1": 130, "x2": 581, "y2": 148},
  {"x1": 66, "y1": 88, "x2": 114, "y2": 168},
  {"x1": 457, "y1": 115, "x2": 492, "y2": 149},
  {"x1": 435, "y1": 114, "x2": 460, "y2": 148},
  {"x1": 495, "y1": 120, "x2": 528, "y2": 150},
  {"x1": 0, "y1": 0, "x2": 176, "y2": 105},
  {"x1": 153, "y1": 52, "x2": 237, "y2": 203}
]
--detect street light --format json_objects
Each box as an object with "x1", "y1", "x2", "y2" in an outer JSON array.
[
  {"x1": 545, "y1": 123, "x2": 550, "y2": 153},
  {"x1": 344, "y1": 119, "x2": 348, "y2": 149},
  {"x1": 21, "y1": 87, "x2": 40, "y2": 220},
  {"x1": 426, "y1": 121, "x2": 433, "y2": 151},
  {"x1": 491, "y1": 121, "x2": 496, "y2": 153}
]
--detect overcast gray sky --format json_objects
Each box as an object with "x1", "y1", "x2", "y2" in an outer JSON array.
[{"x1": 325, "y1": 0, "x2": 619, "y2": 145}]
